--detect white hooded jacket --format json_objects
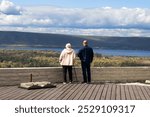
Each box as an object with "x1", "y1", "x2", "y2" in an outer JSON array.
[{"x1": 59, "y1": 48, "x2": 76, "y2": 66}]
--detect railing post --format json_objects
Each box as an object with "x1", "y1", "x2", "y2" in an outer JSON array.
[{"x1": 30, "y1": 74, "x2": 32, "y2": 82}]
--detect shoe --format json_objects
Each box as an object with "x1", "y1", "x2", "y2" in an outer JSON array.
[
  {"x1": 81, "y1": 82, "x2": 87, "y2": 84},
  {"x1": 69, "y1": 82, "x2": 72, "y2": 84},
  {"x1": 63, "y1": 82, "x2": 66, "y2": 84}
]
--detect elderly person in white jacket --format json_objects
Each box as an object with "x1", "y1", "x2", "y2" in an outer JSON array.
[{"x1": 59, "y1": 43, "x2": 76, "y2": 84}]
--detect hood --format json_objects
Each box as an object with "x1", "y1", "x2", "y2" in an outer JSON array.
[{"x1": 64, "y1": 48, "x2": 73, "y2": 54}]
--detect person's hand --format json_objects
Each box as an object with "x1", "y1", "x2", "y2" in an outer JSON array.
[{"x1": 59, "y1": 59, "x2": 62, "y2": 63}]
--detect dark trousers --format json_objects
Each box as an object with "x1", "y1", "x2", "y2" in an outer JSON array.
[
  {"x1": 81, "y1": 62, "x2": 91, "y2": 83},
  {"x1": 62, "y1": 66, "x2": 72, "y2": 82}
]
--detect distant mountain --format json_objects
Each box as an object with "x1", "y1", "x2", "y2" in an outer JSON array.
[{"x1": 0, "y1": 31, "x2": 150, "y2": 50}]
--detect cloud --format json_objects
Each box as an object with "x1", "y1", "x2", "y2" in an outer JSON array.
[
  {"x1": 0, "y1": 0, "x2": 23, "y2": 15},
  {"x1": 0, "y1": 1, "x2": 150, "y2": 36},
  {"x1": 20, "y1": 6, "x2": 150, "y2": 29}
]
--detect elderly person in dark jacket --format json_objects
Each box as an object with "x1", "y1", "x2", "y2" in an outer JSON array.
[{"x1": 78, "y1": 40, "x2": 94, "y2": 83}]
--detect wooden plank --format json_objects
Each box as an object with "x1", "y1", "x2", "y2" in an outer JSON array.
[
  {"x1": 90, "y1": 84, "x2": 101, "y2": 100},
  {"x1": 84, "y1": 84, "x2": 97, "y2": 100},
  {"x1": 0, "y1": 87, "x2": 9, "y2": 90},
  {"x1": 95, "y1": 85, "x2": 104, "y2": 100},
  {"x1": 50, "y1": 84, "x2": 73, "y2": 100},
  {"x1": 42, "y1": 84, "x2": 67, "y2": 100},
  {"x1": 132, "y1": 85, "x2": 141, "y2": 100},
  {"x1": 12, "y1": 91, "x2": 35, "y2": 100},
  {"x1": 78, "y1": 84, "x2": 93, "y2": 100},
  {"x1": 147, "y1": 86, "x2": 150, "y2": 91},
  {"x1": 120, "y1": 85, "x2": 126, "y2": 100},
  {"x1": 62, "y1": 84, "x2": 82, "y2": 100},
  {"x1": 43, "y1": 84, "x2": 68, "y2": 100},
  {"x1": 100, "y1": 84, "x2": 109, "y2": 100},
  {"x1": 7, "y1": 88, "x2": 36, "y2": 100},
  {"x1": 136, "y1": 85, "x2": 144, "y2": 100},
  {"x1": 0, "y1": 87, "x2": 21, "y2": 99},
  {"x1": 31, "y1": 89, "x2": 54, "y2": 100},
  {"x1": 105, "y1": 84, "x2": 113, "y2": 100},
  {"x1": 8, "y1": 85, "x2": 50, "y2": 100},
  {"x1": 0, "y1": 86, "x2": 17, "y2": 97},
  {"x1": 144, "y1": 86, "x2": 150, "y2": 99},
  {"x1": 70, "y1": 84, "x2": 88, "y2": 100},
  {"x1": 6, "y1": 88, "x2": 30, "y2": 100},
  {"x1": 139, "y1": 86, "x2": 150, "y2": 100},
  {"x1": 34, "y1": 84, "x2": 63, "y2": 100},
  {"x1": 124, "y1": 85, "x2": 131, "y2": 100},
  {"x1": 57, "y1": 84, "x2": 77, "y2": 100},
  {"x1": 141, "y1": 86, "x2": 149, "y2": 100},
  {"x1": 111, "y1": 84, "x2": 116, "y2": 100},
  {"x1": 22, "y1": 89, "x2": 46, "y2": 100},
  {"x1": 136, "y1": 86, "x2": 146, "y2": 100},
  {"x1": 128, "y1": 85, "x2": 136, "y2": 100},
  {"x1": 67, "y1": 84, "x2": 84, "y2": 100},
  {"x1": 116, "y1": 85, "x2": 121, "y2": 100}
]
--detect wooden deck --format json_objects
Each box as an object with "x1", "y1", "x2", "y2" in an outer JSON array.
[{"x1": 0, "y1": 83, "x2": 150, "y2": 100}]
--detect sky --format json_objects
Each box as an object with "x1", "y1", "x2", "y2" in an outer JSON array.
[
  {"x1": 5, "y1": 0, "x2": 150, "y2": 8},
  {"x1": 0, "y1": 0, "x2": 150, "y2": 37}
]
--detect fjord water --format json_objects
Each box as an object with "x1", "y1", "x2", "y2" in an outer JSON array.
[
  {"x1": 0, "y1": 46, "x2": 150, "y2": 57},
  {"x1": 51, "y1": 48, "x2": 150, "y2": 57}
]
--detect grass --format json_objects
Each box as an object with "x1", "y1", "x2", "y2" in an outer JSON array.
[{"x1": 0, "y1": 49, "x2": 150, "y2": 68}]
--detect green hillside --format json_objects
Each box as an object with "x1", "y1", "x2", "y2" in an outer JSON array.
[{"x1": 0, "y1": 31, "x2": 150, "y2": 50}]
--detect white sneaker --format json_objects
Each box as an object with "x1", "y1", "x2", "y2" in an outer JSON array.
[{"x1": 63, "y1": 82, "x2": 66, "y2": 84}]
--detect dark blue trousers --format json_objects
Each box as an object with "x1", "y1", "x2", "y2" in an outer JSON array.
[{"x1": 81, "y1": 62, "x2": 91, "y2": 83}]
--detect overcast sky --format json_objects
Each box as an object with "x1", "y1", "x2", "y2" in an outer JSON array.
[{"x1": 0, "y1": 0, "x2": 150, "y2": 37}]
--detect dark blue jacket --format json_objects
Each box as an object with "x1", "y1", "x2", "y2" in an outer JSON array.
[{"x1": 78, "y1": 45, "x2": 94, "y2": 63}]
